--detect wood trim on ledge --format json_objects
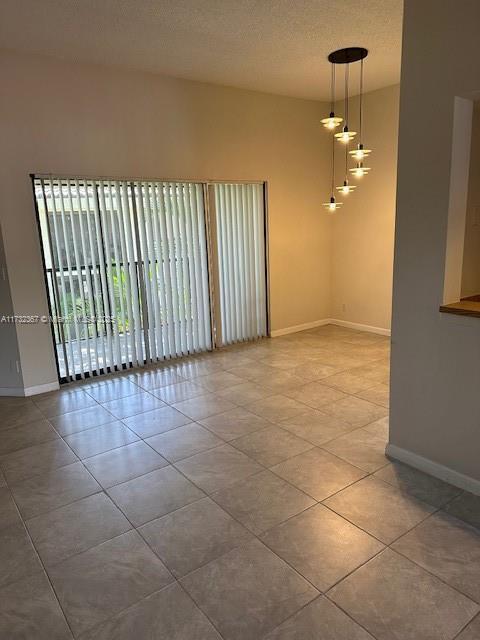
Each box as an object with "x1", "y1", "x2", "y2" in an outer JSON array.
[{"x1": 439, "y1": 300, "x2": 480, "y2": 318}]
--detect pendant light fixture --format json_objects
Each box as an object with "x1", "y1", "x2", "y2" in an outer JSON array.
[
  {"x1": 322, "y1": 47, "x2": 371, "y2": 212},
  {"x1": 349, "y1": 58, "x2": 372, "y2": 162},
  {"x1": 337, "y1": 145, "x2": 357, "y2": 194},
  {"x1": 323, "y1": 134, "x2": 343, "y2": 211},
  {"x1": 321, "y1": 64, "x2": 343, "y2": 130}
]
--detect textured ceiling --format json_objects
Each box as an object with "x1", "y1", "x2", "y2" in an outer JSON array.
[{"x1": 0, "y1": 0, "x2": 403, "y2": 100}]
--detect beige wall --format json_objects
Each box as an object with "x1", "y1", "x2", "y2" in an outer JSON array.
[
  {"x1": 390, "y1": 0, "x2": 480, "y2": 487},
  {"x1": 461, "y1": 101, "x2": 480, "y2": 298},
  {"x1": 331, "y1": 85, "x2": 399, "y2": 331},
  {"x1": 0, "y1": 49, "x2": 332, "y2": 389}
]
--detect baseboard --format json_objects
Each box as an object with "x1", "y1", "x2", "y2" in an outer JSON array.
[
  {"x1": 386, "y1": 443, "x2": 480, "y2": 495},
  {"x1": 270, "y1": 319, "x2": 331, "y2": 337},
  {"x1": 330, "y1": 319, "x2": 391, "y2": 336},
  {"x1": 271, "y1": 318, "x2": 391, "y2": 338},
  {"x1": 23, "y1": 381, "x2": 60, "y2": 396}
]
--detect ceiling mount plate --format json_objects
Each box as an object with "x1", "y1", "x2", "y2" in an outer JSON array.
[{"x1": 328, "y1": 47, "x2": 368, "y2": 64}]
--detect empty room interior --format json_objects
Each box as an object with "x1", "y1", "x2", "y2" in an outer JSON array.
[{"x1": 0, "y1": 1, "x2": 479, "y2": 639}]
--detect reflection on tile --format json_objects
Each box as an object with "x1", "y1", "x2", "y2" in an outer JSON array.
[
  {"x1": 246, "y1": 394, "x2": 310, "y2": 423},
  {"x1": 107, "y1": 466, "x2": 204, "y2": 526},
  {"x1": 83, "y1": 441, "x2": 167, "y2": 488},
  {"x1": 285, "y1": 382, "x2": 348, "y2": 409},
  {"x1": 101, "y1": 392, "x2": 165, "y2": 420},
  {"x1": 139, "y1": 497, "x2": 252, "y2": 577},
  {"x1": 146, "y1": 423, "x2": 222, "y2": 462},
  {"x1": 322, "y1": 396, "x2": 388, "y2": 428},
  {"x1": 79, "y1": 582, "x2": 221, "y2": 640},
  {"x1": 152, "y1": 380, "x2": 207, "y2": 404},
  {"x1": 0, "y1": 572, "x2": 72, "y2": 640},
  {"x1": 271, "y1": 448, "x2": 366, "y2": 501},
  {"x1": 26, "y1": 493, "x2": 131, "y2": 567},
  {"x1": 0, "y1": 438, "x2": 77, "y2": 484},
  {"x1": 231, "y1": 426, "x2": 313, "y2": 467},
  {"x1": 393, "y1": 512, "x2": 480, "y2": 602},
  {"x1": 212, "y1": 470, "x2": 315, "y2": 535},
  {"x1": 261, "y1": 504, "x2": 384, "y2": 591},
  {"x1": 83, "y1": 378, "x2": 141, "y2": 403},
  {"x1": 280, "y1": 408, "x2": 355, "y2": 446},
  {"x1": 48, "y1": 530, "x2": 173, "y2": 636},
  {"x1": 123, "y1": 405, "x2": 191, "y2": 438},
  {"x1": 194, "y1": 371, "x2": 245, "y2": 392},
  {"x1": 329, "y1": 549, "x2": 479, "y2": 640},
  {"x1": 34, "y1": 388, "x2": 97, "y2": 418},
  {"x1": 131, "y1": 368, "x2": 185, "y2": 390},
  {"x1": 181, "y1": 539, "x2": 318, "y2": 640},
  {"x1": 200, "y1": 407, "x2": 272, "y2": 441},
  {"x1": 322, "y1": 425, "x2": 388, "y2": 473},
  {"x1": 374, "y1": 461, "x2": 461, "y2": 508},
  {"x1": 0, "y1": 523, "x2": 42, "y2": 588},
  {"x1": 172, "y1": 394, "x2": 236, "y2": 421},
  {"x1": 176, "y1": 444, "x2": 263, "y2": 494},
  {"x1": 216, "y1": 382, "x2": 274, "y2": 406},
  {"x1": 443, "y1": 492, "x2": 480, "y2": 530},
  {"x1": 50, "y1": 406, "x2": 113, "y2": 437},
  {"x1": 324, "y1": 476, "x2": 435, "y2": 544},
  {"x1": 265, "y1": 596, "x2": 375, "y2": 639},
  {"x1": 64, "y1": 421, "x2": 139, "y2": 459},
  {"x1": 0, "y1": 419, "x2": 59, "y2": 456},
  {"x1": 11, "y1": 461, "x2": 100, "y2": 519}
]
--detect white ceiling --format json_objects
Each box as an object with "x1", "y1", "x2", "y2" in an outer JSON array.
[{"x1": 0, "y1": 0, "x2": 403, "y2": 100}]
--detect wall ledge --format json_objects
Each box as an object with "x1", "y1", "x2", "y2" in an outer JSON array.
[{"x1": 386, "y1": 443, "x2": 480, "y2": 496}]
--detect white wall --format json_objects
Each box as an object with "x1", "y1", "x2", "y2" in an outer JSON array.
[
  {"x1": 331, "y1": 85, "x2": 399, "y2": 331},
  {"x1": 0, "y1": 49, "x2": 332, "y2": 389},
  {"x1": 390, "y1": 0, "x2": 480, "y2": 487}
]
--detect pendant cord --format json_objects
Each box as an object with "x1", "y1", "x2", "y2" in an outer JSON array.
[
  {"x1": 330, "y1": 64, "x2": 335, "y2": 113},
  {"x1": 359, "y1": 58, "x2": 364, "y2": 141},
  {"x1": 331, "y1": 131, "x2": 335, "y2": 195},
  {"x1": 344, "y1": 63, "x2": 349, "y2": 127},
  {"x1": 345, "y1": 141, "x2": 348, "y2": 179}
]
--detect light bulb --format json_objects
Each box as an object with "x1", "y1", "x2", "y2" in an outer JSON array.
[
  {"x1": 321, "y1": 112, "x2": 343, "y2": 130},
  {"x1": 349, "y1": 144, "x2": 372, "y2": 161},
  {"x1": 349, "y1": 162, "x2": 371, "y2": 178},
  {"x1": 323, "y1": 196, "x2": 343, "y2": 212},
  {"x1": 336, "y1": 180, "x2": 357, "y2": 195},
  {"x1": 334, "y1": 125, "x2": 357, "y2": 143}
]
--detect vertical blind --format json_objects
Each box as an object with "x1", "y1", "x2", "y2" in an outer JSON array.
[
  {"x1": 214, "y1": 183, "x2": 267, "y2": 344},
  {"x1": 35, "y1": 178, "x2": 211, "y2": 380}
]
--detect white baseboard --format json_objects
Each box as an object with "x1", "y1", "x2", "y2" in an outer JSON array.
[
  {"x1": 330, "y1": 319, "x2": 391, "y2": 336},
  {"x1": 271, "y1": 318, "x2": 391, "y2": 338},
  {"x1": 386, "y1": 443, "x2": 480, "y2": 495},
  {"x1": 24, "y1": 381, "x2": 60, "y2": 396},
  {"x1": 270, "y1": 319, "x2": 331, "y2": 337}
]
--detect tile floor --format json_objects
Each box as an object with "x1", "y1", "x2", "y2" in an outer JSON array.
[{"x1": 0, "y1": 324, "x2": 479, "y2": 639}]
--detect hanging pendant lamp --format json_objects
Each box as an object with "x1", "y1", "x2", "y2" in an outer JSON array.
[
  {"x1": 323, "y1": 134, "x2": 343, "y2": 211},
  {"x1": 337, "y1": 145, "x2": 357, "y2": 194},
  {"x1": 334, "y1": 60, "x2": 357, "y2": 143},
  {"x1": 349, "y1": 58, "x2": 372, "y2": 162},
  {"x1": 321, "y1": 65, "x2": 343, "y2": 130}
]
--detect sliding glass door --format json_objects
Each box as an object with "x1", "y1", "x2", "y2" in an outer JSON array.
[{"x1": 34, "y1": 176, "x2": 268, "y2": 382}]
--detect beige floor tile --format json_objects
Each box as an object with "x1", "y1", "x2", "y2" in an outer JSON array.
[
  {"x1": 322, "y1": 425, "x2": 388, "y2": 473},
  {"x1": 443, "y1": 492, "x2": 480, "y2": 530},
  {"x1": 324, "y1": 476, "x2": 435, "y2": 544},
  {"x1": 0, "y1": 402, "x2": 44, "y2": 431},
  {"x1": 83, "y1": 378, "x2": 141, "y2": 403},
  {"x1": 280, "y1": 408, "x2": 355, "y2": 446},
  {"x1": 193, "y1": 371, "x2": 246, "y2": 391},
  {"x1": 50, "y1": 406, "x2": 113, "y2": 437},
  {"x1": 393, "y1": 512, "x2": 480, "y2": 602},
  {"x1": 246, "y1": 394, "x2": 310, "y2": 423},
  {"x1": 64, "y1": 421, "x2": 139, "y2": 459},
  {"x1": 33, "y1": 388, "x2": 97, "y2": 418},
  {"x1": 101, "y1": 392, "x2": 165, "y2": 420},
  {"x1": 261, "y1": 504, "x2": 384, "y2": 591},
  {"x1": 285, "y1": 382, "x2": 348, "y2": 409},
  {"x1": 321, "y1": 396, "x2": 388, "y2": 427},
  {"x1": 0, "y1": 523, "x2": 42, "y2": 588},
  {"x1": 329, "y1": 549, "x2": 479, "y2": 640},
  {"x1": 215, "y1": 381, "x2": 274, "y2": 406},
  {"x1": 146, "y1": 423, "x2": 222, "y2": 462},
  {"x1": 151, "y1": 380, "x2": 208, "y2": 403},
  {"x1": 321, "y1": 371, "x2": 378, "y2": 394},
  {"x1": 0, "y1": 419, "x2": 59, "y2": 456},
  {"x1": 231, "y1": 426, "x2": 313, "y2": 467},
  {"x1": 212, "y1": 470, "x2": 315, "y2": 535},
  {"x1": 200, "y1": 407, "x2": 272, "y2": 440},
  {"x1": 271, "y1": 447, "x2": 366, "y2": 501},
  {"x1": 172, "y1": 394, "x2": 236, "y2": 421},
  {"x1": 0, "y1": 438, "x2": 78, "y2": 484},
  {"x1": 456, "y1": 614, "x2": 480, "y2": 640},
  {"x1": 355, "y1": 383, "x2": 390, "y2": 408}
]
